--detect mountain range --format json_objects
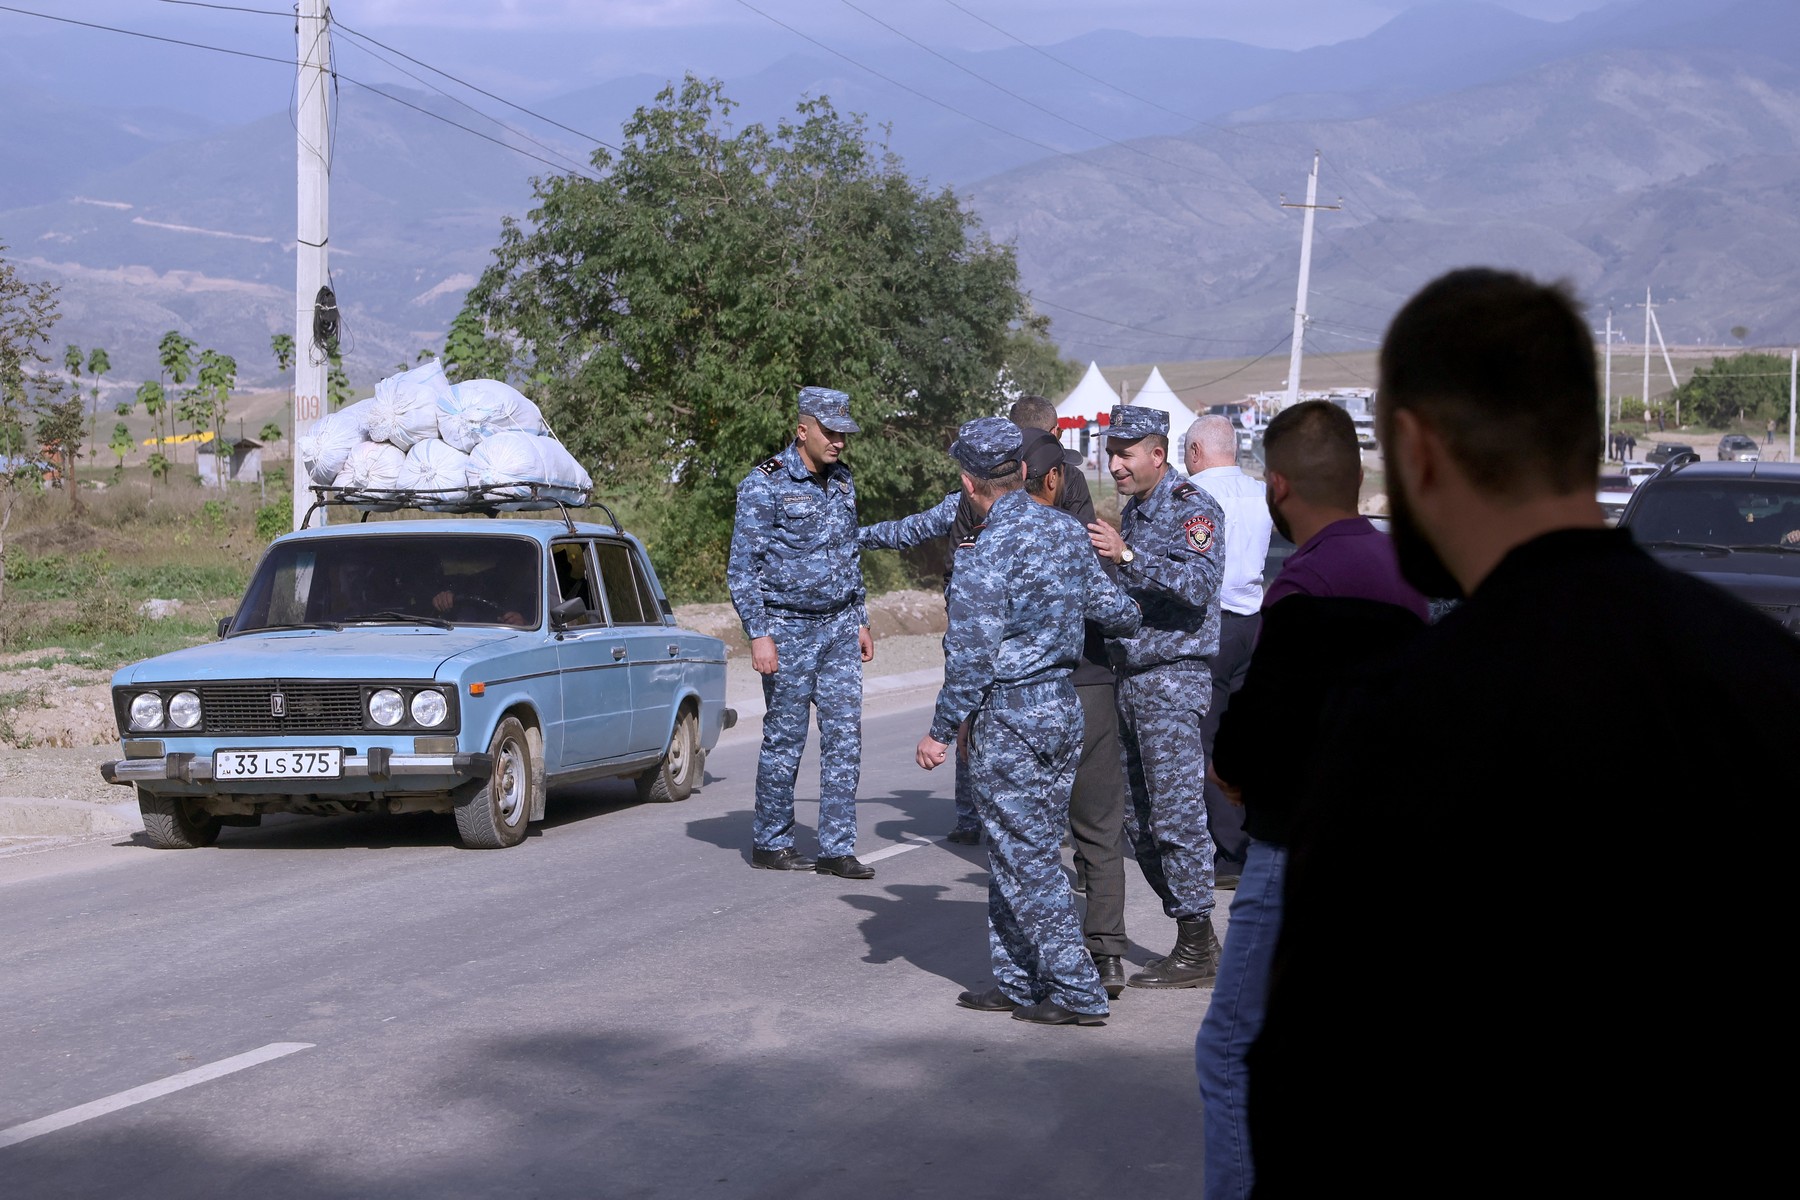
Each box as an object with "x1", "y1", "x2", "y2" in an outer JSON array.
[{"x1": 2, "y1": 0, "x2": 1796, "y2": 399}]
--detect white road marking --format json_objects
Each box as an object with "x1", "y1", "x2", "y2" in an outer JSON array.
[
  {"x1": 0, "y1": 1042, "x2": 314, "y2": 1150},
  {"x1": 861, "y1": 832, "x2": 944, "y2": 864}
]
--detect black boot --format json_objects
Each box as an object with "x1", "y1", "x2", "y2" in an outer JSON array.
[
  {"x1": 1127, "y1": 917, "x2": 1221, "y2": 989},
  {"x1": 1094, "y1": 954, "x2": 1126, "y2": 999}
]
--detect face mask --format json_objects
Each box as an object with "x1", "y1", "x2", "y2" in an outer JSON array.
[
  {"x1": 1387, "y1": 468, "x2": 1465, "y2": 601},
  {"x1": 1266, "y1": 485, "x2": 1293, "y2": 545}
]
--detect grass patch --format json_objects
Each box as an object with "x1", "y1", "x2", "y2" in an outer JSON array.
[
  {"x1": 0, "y1": 686, "x2": 46, "y2": 748},
  {"x1": 3, "y1": 611, "x2": 222, "y2": 667}
]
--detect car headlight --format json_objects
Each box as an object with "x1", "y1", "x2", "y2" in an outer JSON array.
[
  {"x1": 410, "y1": 689, "x2": 448, "y2": 727},
  {"x1": 369, "y1": 688, "x2": 405, "y2": 727},
  {"x1": 167, "y1": 691, "x2": 202, "y2": 730},
  {"x1": 129, "y1": 692, "x2": 165, "y2": 731}
]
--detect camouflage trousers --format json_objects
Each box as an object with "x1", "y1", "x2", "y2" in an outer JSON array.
[
  {"x1": 971, "y1": 679, "x2": 1107, "y2": 1015},
  {"x1": 754, "y1": 607, "x2": 862, "y2": 857},
  {"x1": 1117, "y1": 659, "x2": 1215, "y2": 921}
]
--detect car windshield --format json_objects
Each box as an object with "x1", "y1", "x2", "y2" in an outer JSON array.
[
  {"x1": 1627, "y1": 480, "x2": 1800, "y2": 548},
  {"x1": 230, "y1": 535, "x2": 541, "y2": 633}
]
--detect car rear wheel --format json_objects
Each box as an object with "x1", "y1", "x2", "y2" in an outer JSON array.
[
  {"x1": 637, "y1": 708, "x2": 699, "y2": 804},
  {"x1": 454, "y1": 716, "x2": 533, "y2": 848},
  {"x1": 138, "y1": 789, "x2": 222, "y2": 849}
]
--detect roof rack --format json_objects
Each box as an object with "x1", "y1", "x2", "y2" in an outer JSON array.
[{"x1": 302, "y1": 484, "x2": 619, "y2": 536}]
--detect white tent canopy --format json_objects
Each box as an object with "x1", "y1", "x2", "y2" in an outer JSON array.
[
  {"x1": 1055, "y1": 362, "x2": 1121, "y2": 457},
  {"x1": 1124, "y1": 366, "x2": 1197, "y2": 449}
]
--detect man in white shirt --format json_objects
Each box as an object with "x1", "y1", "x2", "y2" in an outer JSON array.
[{"x1": 1184, "y1": 415, "x2": 1273, "y2": 886}]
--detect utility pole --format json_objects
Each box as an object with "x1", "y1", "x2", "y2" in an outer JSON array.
[
  {"x1": 1280, "y1": 152, "x2": 1340, "y2": 408},
  {"x1": 1642, "y1": 287, "x2": 1652, "y2": 431},
  {"x1": 1602, "y1": 308, "x2": 1613, "y2": 458},
  {"x1": 1789, "y1": 349, "x2": 1796, "y2": 463},
  {"x1": 293, "y1": 0, "x2": 331, "y2": 531}
]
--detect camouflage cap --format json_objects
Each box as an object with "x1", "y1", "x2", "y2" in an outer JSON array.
[
  {"x1": 1107, "y1": 403, "x2": 1169, "y2": 441},
  {"x1": 949, "y1": 417, "x2": 1025, "y2": 480},
  {"x1": 1021, "y1": 427, "x2": 1082, "y2": 480},
  {"x1": 798, "y1": 386, "x2": 860, "y2": 434}
]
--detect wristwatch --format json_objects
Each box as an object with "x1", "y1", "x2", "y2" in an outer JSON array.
[{"x1": 1118, "y1": 544, "x2": 1135, "y2": 565}]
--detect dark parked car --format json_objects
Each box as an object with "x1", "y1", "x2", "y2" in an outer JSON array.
[
  {"x1": 1619, "y1": 460, "x2": 1800, "y2": 635},
  {"x1": 1646, "y1": 442, "x2": 1697, "y2": 465},
  {"x1": 1717, "y1": 434, "x2": 1761, "y2": 463}
]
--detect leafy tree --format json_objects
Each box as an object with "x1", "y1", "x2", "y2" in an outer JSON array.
[
  {"x1": 462, "y1": 76, "x2": 1062, "y2": 600},
  {"x1": 442, "y1": 307, "x2": 510, "y2": 384},
  {"x1": 271, "y1": 332, "x2": 294, "y2": 375},
  {"x1": 3, "y1": 247, "x2": 66, "y2": 613},
  {"x1": 108, "y1": 420, "x2": 133, "y2": 471},
  {"x1": 1731, "y1": 325, "x2": 1749, "y2": 344},
  {"x1": 999, "y1": 310, "x2": 1080, "y2": 400},
  {"x1": 156, "y1": 330, "x2": 196, "y2": 464},
  {"x1": 259, "y1": 421, "x2": 284, "y2": 446},
  {"x1": 326, "y1": 346, "x2": 354, "y2": 411},
  {"x1": 84, "y1": 346, "x2": 110, "y2": 468},
  {"x1": 195, "y1": 348, "x2": 237, "y2": 471},
  {"x1": 1672, "y1": 353, "x2": 1793, "y2": 430}
]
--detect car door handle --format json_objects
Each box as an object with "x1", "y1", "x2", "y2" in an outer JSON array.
[
  {"x1": 667, "y1": 644, "x2": 679, "y2": 657},
  {"x1": 611, "y1": 646, "x2": 627, "y2": 661}
]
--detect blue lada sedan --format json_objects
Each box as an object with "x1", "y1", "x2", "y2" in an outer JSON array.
[{"x1": 102, "y1": 518, "x2": 734, "y2": 849}]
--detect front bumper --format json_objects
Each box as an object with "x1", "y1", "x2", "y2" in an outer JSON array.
[{"x1": 101, "y1": 751, "x2": 493, "y2": 787}]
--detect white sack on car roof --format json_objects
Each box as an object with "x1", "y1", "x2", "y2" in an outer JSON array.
[
  {"x1": 395, "y1": 438, "x2": 473, "y2": 501},
  {"x1": 437, "y1": 378, "x2": 549, "y2": 453},
  {"x1": 332, "y1": 440, "x2": 406, "y2": 491},
  {"x1": 466, "y1": 431, "x2": 593, "y2": 504},
  {"x1": 299, "y1": 398, "x2": 375, "y2": 485},
  {"x1": 366, "y1": 358, "x2": 454, "y2": 451}
]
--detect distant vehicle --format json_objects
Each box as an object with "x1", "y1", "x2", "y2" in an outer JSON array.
[
  {"x1": 1619, "y1": 459, "x2": 1800, "y2": 636},
  {"x1": 1646, "y1": 442, "x2": 1696, "y2": 465},
  {"x1": 1622, "y1": 463, "x2": 1659, "y2": 489},
  {"x1": 1717, "y1": 434, "x2": 1761, "y2": 463},
  {"x1": 1597, "y1": 473, "x2": 1635, "y2": 526},
  {"x1": 1324, "y1": 389, "x2": 1379, "y2": 449},
  {"x1": 103, "y1": 508, "x2": 735, "y2": 849}
]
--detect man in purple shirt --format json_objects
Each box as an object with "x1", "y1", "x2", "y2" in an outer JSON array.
[{"x1": 1195, "y1": 400, "x2": 1426, "y2": 1200}]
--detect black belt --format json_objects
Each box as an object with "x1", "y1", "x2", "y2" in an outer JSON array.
[
  {"x1": 983, "y1": 677, "x2": 1073, "y2": 710},
  {"x1": 1223, "y1": 610, "x2": 1258, "y2": 620},
  {"x1": 765, "y1": 600, "x2": 853, "y2": 622}
]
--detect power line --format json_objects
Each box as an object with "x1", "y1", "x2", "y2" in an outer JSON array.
[
  {"x1": 839, "y1": 0, "x2": 1228, "y2": 185},
  {"x1": 1167, "y1": 334, "x2": 1296, "y2": 395},
  {"x1": 155, "y1": 0, "x2": 286, "y2": 14},
  {"x1": 728, "y1": 0, "x2": 1173, "y2": 191},
  {"x1": 0, "y1": 4, "x2": 601, "y2": 181},
  {"x1": 331, "y1": 19, "x2": 620, "y2": 153},
  {"x1": 1030, "y1": 296, "x2": 1276, "y2": 347},
  {"x1": 332, "y1": 27, "x2": 600, "y2": 178},
  {"x1": 938, "y1": 0, "x2": 1250, "y2": 141}
]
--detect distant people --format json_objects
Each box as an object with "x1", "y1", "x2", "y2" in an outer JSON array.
[
  {"x1": 1183, "y1": 414, "x2": 1274, "y2": 887},
  {"x1": 728, "y1": 386, "x2": 877, "y2": 879},
  {"x1": 1245, "y1": 268, "x2": 1800, "y2": 1195},
  {"x1": 916, "y1": 418, "x2": 1140, "y2": 1025},
  {"x1": 1087, "y1": 404, "x2": 1227, "y2": 989},
  {"x1": 1625, "y1": 431, "x2": 1637, "y2": 461},
  {"x1": 1194, "y1": 400, "x2": 1426, "y2": 1200}
]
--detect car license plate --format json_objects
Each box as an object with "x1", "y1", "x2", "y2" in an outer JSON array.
[{"x1": 213, "y1": 748, "x2": 343, "y2": 779}]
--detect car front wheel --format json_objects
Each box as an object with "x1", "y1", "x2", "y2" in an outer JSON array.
[
  {"x1": 637, "y1": 708, "x2": 699, "y2": 804},
  {"x1": 454, "y1": 716, "x2": 534, "y2": 848},
  {"x1": 138, "y1": 789, "x2": 222, "y2": 849}
]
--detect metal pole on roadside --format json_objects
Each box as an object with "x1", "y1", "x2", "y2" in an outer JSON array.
[
  {"x1": 1602, "y1": 309, "x2": 1613, "y2": 458},
  {"x1": 1789, "y1": 349, "x2": 1796, "y2": 463},
  {"x1": 293, "y1": 0, "x2": 331, "y2": 531}
]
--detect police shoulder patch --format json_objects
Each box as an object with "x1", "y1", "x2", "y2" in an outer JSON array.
[
  {"x1": 1183, "y1": 512, "x2": 1215, "y2": 553},
  {"x1": 755, "y1": 455, "x2": 783, "y2": 476},
  {"x1": 1171, "y1": 480, "x2": 1200, "y2": 501}
]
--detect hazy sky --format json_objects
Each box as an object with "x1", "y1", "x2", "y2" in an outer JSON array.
[{"x1": 34, "y1": 0, "x2": 1622, "y2": 106}]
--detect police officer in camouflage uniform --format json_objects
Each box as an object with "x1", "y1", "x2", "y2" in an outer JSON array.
[
  {"x1": 1086, "y1": 403, "x2": 1227, "y2": 988},
  {"x1": 728, "y1": 386, "x2": 877, "y2": 880},
  {"x1": 915, "y1": 418, "x2": 1141, "y2": 1025}
]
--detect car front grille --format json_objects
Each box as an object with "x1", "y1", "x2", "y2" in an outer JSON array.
[{"x1": 200, "y1": 681, "x2": 364, "y2": 733}]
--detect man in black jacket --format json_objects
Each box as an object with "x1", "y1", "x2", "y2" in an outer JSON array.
[
  {"x1": 1196, "y1": 401, "x2": 1425, "y2": 1200},
  {"x1": 1246, "y1": 268, "x2": 1800, "y2": 1197}
]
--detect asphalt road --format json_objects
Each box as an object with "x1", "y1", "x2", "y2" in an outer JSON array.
[{"x1": 0, "y1": 688, "x2": 1215, "y2": 1199}]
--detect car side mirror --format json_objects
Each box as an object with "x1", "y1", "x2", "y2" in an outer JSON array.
[
  {"x1": 217, "y1": 615, "x2": 233, "y2": 639},
  {"x1": 549, "y1": 595, "x2": 587, "y2": 629}
]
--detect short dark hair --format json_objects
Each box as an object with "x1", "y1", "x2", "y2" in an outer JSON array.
[
  {"x1": 1379, "y1": 268, "x2": 1600, "y2": 497},
  {"x1": 1024, "y1": 466, "x2": 1059, "y2": 498},
  {"x1": 968, "y1": 471, "x2": 1023, "y2": 502},
  {"x1": 1263, "y1": 401, "x2": 1360, "y2": 509},
  {"x1": 1009, "y1": 394, "x2": 1057, "y2": 432}
]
